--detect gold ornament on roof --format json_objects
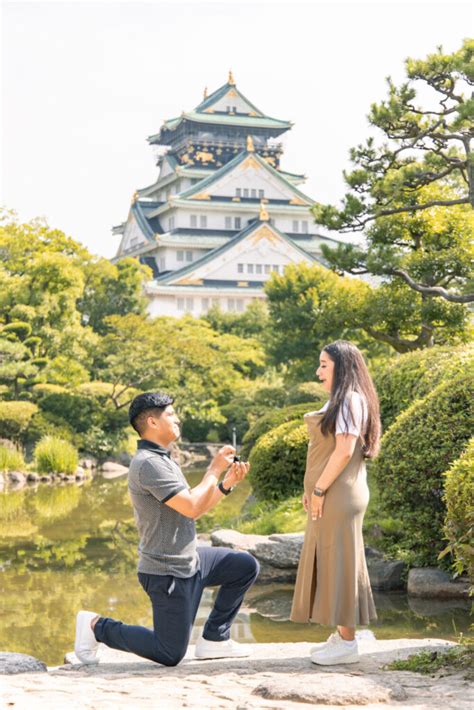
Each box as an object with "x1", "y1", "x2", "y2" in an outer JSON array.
[
  {"x1": 259, "y1": 201, "x2": 269, "y2": 221},
  {"x1": 228, "y1": 70, "x2": 235, "y2": 85},
  {"x1": 246, "y1": 135, "x2": 255, "y2": 152},
  {"x1": 131, "y1": 191, "x2": 139, "y2": 203},
  {"x1": 203, "y1": 86, "x2": 208, "y2": 98}
]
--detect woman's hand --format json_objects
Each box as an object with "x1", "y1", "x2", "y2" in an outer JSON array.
[
  {"x1": 302, "y1": 492, "x2": 309, "y2": 512},
  {"x1": 311, "y1": 492, "x2": 325, "y2": 521}
]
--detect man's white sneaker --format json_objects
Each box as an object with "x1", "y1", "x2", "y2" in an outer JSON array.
[
  {"x1": 311, "y1": 636, "x2": 359, "y2": 665},
  {"x1": 74, "y1": 610, "x2": 100, "y2": 665},
  {"x1": 194, "y1": 636, "x2": 251, "y2": 660}
]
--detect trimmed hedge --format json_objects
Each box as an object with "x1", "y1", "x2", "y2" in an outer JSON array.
[
  {"x1": 249, "y1": 420, "x2": 309, "y2": 501},
  {"x1": 286, "y1": 381, "x2": 326, "y2": 405},
  {"x1": 372, "y1": 365, "x2": 473, "y2": 567},
  {"x1": 0, "y1": 401, "x2": 38, "y2": 441},
  {"x1": 442, "y1": 439, "x2": 474, "y2": 582},
  {"x1": 34, "y1": 436, "x2": 79, "y2": 474},
  {"x1": 241, "y1": 401, "x2": 322, "y2": 459},
  {"x1": 374, "y1": 343, "x2": 473, "y2": 430}
]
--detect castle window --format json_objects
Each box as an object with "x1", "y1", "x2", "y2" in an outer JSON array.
[
  {"x1": 177, "y1": 298, "x2": 185, "y2": 311},
  {"x1": 302, "y1": 220, "x2": 309, "y2": 233},
  {"x1": 200, "y1": 215, "x2": 207, "y2": 228},
  {"x1": 186, "y1": 298, "x2": 194, "y2": 311},
  {"x1": 190, "y1": 215, "x2": 197, "y2": 228},
  {"x1": 247, "y1": 264, "x2": 254, "y2": 274},
  {"x1": 212, "y1": 297, "x2": 219, "y2": 307},
  {"x1": 237, "y1": 300, "x2": 244, "y2": 312},
  {"x1": 234, "y1": 217, "x2": 241, "y2": 229},
  {"x1": 264, "y1": 264, "x2": 271, "y2": 274},
  {"x1": 258, "y1": 189, "x2": 265, "y2": 198},
  {"x1": 169, "y1": 216, "x2": 175, "y2": 230},
  {"x1": 236, "y1": 188, "x2": 241, "y2": 197},
  {"x1": 251, "y1": 189, "x2": 257, "y2": 199},
  {"x1": 177, "y1": 251, "x2": 184, "y2": 262},
  {"x1": 227, "y1": 299, "x2": 236, "y2": 311},
  {"x1": 202, "y1": 298, "x2": 209, "y2": 311},
  {"x1": 225, "y1": 216, "x2": 232, "y2": 229},
  {"x1": 185, "y1": 251, "x2": 193, "y2": 262},
  {"x1": 292, "y1": 220, "x2": 299, "y2": 232},
  {"x1": 243, "y1": 188, "x2": 249, "y2": 198},
  {"x1": 272, "y1": 265, "x2": 279, "y2": 272},
  {"x1": 256, "y1": 264, "x2": 262, "y2": 274},
  {"x1": 237, "y1": 263, "x2": 244, "y2": 273}
]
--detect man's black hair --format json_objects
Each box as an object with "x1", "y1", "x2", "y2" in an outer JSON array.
[{"x1": 129, "y1": 392, "x2": 174, "y2": 435}]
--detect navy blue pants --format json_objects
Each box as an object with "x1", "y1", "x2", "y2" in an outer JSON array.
[{"x1": 93, "y1": 546, "x2": 259, "y2": 666}]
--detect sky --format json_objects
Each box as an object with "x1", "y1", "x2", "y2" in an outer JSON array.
[{"x1": 2, "y1": 0, "x2": 471, "y2": 258}]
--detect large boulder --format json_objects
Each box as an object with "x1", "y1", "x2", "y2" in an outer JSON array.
[
  {"x1": 408, "y1": 568, "x2": 471, "y2": 599},
  {"x1": 0, "y1": 652, "x2": 47, "y2": 674}
]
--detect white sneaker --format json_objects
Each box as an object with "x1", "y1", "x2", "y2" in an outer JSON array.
[
  {"x1": 311, "y1": 636, "x2": 359, "y2": 665},
  {"x1": 194, "y1": 636, "x2": 251, "y2": 660},
  {"x1": 74, "y1": 610, "x2": 100, "y2": 665},
  {"x1": 310, "y1": 631, "x2": 341, "y2": 654}
]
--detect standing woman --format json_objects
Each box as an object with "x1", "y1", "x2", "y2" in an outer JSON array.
[{"x1": 290, "y1": 340, "x2": 381, "y2": 665}]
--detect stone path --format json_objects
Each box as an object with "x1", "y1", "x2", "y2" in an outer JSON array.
[{"x1": 2, "y1": 639, "x2": 472, "y2": 710}]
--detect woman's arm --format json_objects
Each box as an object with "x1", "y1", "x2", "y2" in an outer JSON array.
[{"x1": 310, "y1": 434, "x2": 358, "y2": 520}]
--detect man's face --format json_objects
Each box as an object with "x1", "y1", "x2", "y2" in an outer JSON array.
[{"x1": 148, "y1": 404, "x2": 181, "y2": 444}]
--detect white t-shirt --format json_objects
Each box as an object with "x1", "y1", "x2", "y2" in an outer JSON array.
[{"x1": 316, "y1": 391, "x2": 367, "y2": 437}]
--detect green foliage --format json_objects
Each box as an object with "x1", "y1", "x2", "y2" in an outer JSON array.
[
  {"x1": 241, "y1": 401, "x2": 321, "y2": 458},
  {"x1": 373, "y1": 368, "x2": 473, "y2": 567},
  {"x1": 314, "y1": 40, "x2": 474, "y2": 232},
  {"x1": 374, "y1": 343, "x2": 473, "y2": 430},
  {"x1": 1, "y1": 321, "x2": 32, "y2": 340},
  {"x1": 249, "y1": 420, "x2": 309, "y2": 501},
  {"x1": 203, "y1": 300, "x2": 270, "y2": 343},
  {"x1": 0, "y1": 401, "x2": 38, "y2": 441},
  {"x1": 238, "y1": 495, "x2": 307, "y2": 534},
  {"x1": 441, "y1": 439, "x2": 474, "y2": 583},
  {"x1": 387, "y1": 644, "x2": 473, "y2": 679},
  {"x1": 286, "y1": 381, "x2": 326, "y2": 405},
  {"x1": 0, "y1": 339, "x2": 39, "y2": 397},
  {"x1": 34, "y1": 436, "x2": 79, "y2": 474},
  {"x1": 0, "y1": 445, "x2": 25, "y2": 472}
]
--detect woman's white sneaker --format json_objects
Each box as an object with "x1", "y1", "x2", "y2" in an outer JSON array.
[
  {"x1": 194, "y1": 636, "x2": 251, "y2": 659},
  {"x1": 311, "y1": 636, "x2": 359, "y2": 665},
  {"x1": 74, "y1": 610, "x2": 100, "y2": 665},
  {"x1": 310, "y1": 631, "x2": 341, "y2": 654}
]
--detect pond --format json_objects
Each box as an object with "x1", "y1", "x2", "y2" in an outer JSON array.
[{"x1": 0, "y1": 470, "x2": 471, "y2": 666}]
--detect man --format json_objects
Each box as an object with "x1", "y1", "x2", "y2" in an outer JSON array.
[{"x1": 74, "y1": 392, "x2": 258, "y2": 666}]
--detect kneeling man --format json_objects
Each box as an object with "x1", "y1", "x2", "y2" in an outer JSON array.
[{"x1": 74, "y1": 392, "x2": 258, "y2": 666}]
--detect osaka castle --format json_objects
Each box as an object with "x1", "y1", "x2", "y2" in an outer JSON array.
[{"x1": 112, "y1": 71, "x2": 340, "y2": 317}]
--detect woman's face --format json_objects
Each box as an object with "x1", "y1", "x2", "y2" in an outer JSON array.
[{"x1": 316, "y1": 351, "x2": 335, "y2": 393}]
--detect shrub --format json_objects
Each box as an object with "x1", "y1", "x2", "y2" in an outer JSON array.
[
  {"x1": 372, "y1": 367, "x2": 473, "y2": 567},
  {"x1": 442, "y1": 439, "x2": 474, "y2": 582},
  {"x1": 34, "y1": 436, "x2": 79, "y2": 474},
  {"x1": 249, "y1": 420, "x2": 308, "y2": 501},
  {"x1": 0, "y1": 445, "x2": 25, "y2": 472},
  {"x1": 0, "y1": 401, "x2": 38, "y2": 441},
  {"x1": 1, "y1": 321, "x2": 32, "y2": 340},
  {"x1": 373, "y1": 343, "x2": 473, "y2": 430},
  {"x1": 241, "y1": 401, "x2": 321, "y2": 458},
  {"x1": 286, "y1": 381, "x2": 326, "y2": 405}
]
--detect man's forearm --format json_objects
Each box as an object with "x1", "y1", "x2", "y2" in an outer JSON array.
[{"x1": 189, "y1": 467, "x2": 223, "y2": 518}]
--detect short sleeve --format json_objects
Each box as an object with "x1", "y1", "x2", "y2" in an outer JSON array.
[
  {"x1": 335, "y1": 392, "x2": 366, "y2": 437},
  {"x1": 138, "y1": 458, "x2": 186, "y2": 504}
]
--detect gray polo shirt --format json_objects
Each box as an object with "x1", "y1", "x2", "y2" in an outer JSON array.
[{"x1": 128, "y1": 439, "x2": 200, "y2": 578}]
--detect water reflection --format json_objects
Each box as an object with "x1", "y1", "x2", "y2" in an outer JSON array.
[{"x1": 0, "y1": 473, "x2": 471, "y2": 666}]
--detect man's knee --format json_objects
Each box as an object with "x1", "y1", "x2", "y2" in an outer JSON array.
[
  {"x1": 236, "y1": 551, "x2": 260, "y2": 580},
  {"x1": 154, "y1": 648, "x2": 187, "y2": 667}
]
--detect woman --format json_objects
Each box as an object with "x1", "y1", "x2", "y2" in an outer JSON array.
[{"x1": 290, "y1": 340, "x2": 381, "y2": 665}]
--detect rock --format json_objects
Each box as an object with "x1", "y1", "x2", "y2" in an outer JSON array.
[
  {"x1": 74, "y1": 466, "x2": 86, "y2": 479},
  {"x1": 4, "y1": 639, "x2": 467, "y2": 710},
  {"x1": 367, "y1": 558, "x2": 406, "y2": 591},
  {"x1": 211, "y1": 529, "x2": 303, "y2": 582},
  {"x1": 79, "y1": 457, "x2": 97, "y2": 470},
  {"x1": 0, "y1": 652, "x2": 47, "y2": 674},
  {"x1": 253, "y1": 673, "x2": 407, "y2": 704},
  {"x1": 408, "y1": 568, "x2": 471, "y2": 599},
  {"x1": 7, "y1": 471, "x2": 26, "y2": 485},
  {"x1": 27, "y1": 472, "x2": 40, "y2": 482},
  {"x1": 40, "y1": 475, "x2": 52, "y2": 483},
  {"x1": 101, "y1": 461, "x2": 128, "y2": 477},
  {"x1": 0, "y1": 473, "x2": 4, "y2": 491},
  {"x1": 63, "y1": 475, "x2": 75, "y2": 482}
]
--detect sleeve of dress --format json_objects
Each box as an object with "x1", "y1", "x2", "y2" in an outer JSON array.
[{"x1": 335, "y1": 392, "x2": 366, "y2": 436}]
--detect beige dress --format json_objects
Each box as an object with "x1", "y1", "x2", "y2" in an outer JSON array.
[{"x1": 290, "y1": 409, "x2": 377, "y2": 627}]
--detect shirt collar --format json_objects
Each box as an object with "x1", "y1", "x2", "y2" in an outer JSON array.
[{"x1": 137, "y1": 439, "x2": 171, "y2": 456}]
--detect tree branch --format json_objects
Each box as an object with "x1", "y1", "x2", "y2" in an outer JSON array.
[{"x1": 390, "y1": 268, "x2": 474, "y2": 302}]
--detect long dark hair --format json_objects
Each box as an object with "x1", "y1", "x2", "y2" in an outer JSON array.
[{"x1": 320, "y1": 340, "x2": 381, "y2": 458}]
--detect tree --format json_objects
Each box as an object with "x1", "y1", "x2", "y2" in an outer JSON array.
[
  {"x1": 315, "y1": 40, "x2": 474, "y2": 305},
  {"x1": 264, "y1": 263, "x2": 374, "y2": 380}
]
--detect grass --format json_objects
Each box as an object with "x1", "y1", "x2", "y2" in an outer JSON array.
[
  {"x1": 34, "y1": 436, "x2": 79, "y2": 474},
  {"x1": 0, "y1": 445, "x2": 25, "y2": 472},
  {"x1": 386, "y1": 641, "x2": 473, "y2": 680}
]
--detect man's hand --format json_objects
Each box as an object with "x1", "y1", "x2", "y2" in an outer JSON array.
[
  {"x1": 209, "y1": 445, "x2": 236, "y2": 476},
  {"x1": 222, "y1": 460, "x2": 250, "y2": 489}
]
